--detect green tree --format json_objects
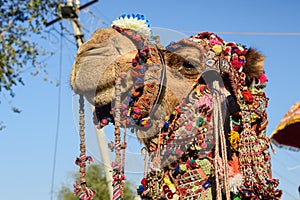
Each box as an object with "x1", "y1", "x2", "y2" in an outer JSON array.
[
  {"x1": 58, "y1": 164, "x2": 136, "y2": 200},
  {"x1": 0, "y1": 0, "x2": 57, "y2": 100}
]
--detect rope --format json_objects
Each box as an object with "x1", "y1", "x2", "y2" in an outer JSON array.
[
  {"x1": 213, "y1": 88, "x2": 222, "y2": 200},
  {"x1": 212, "y1": 81, "x2": 230, "y2": 200},
  {"x1": 121, "y1": 125, "x2": 127, "y2": 198},
  {"x1": 73, "y1": 95, "x2": 95, "y2": 200},
  {"x1": 79, "y1": 95, "x2": 86, "y2": 183},
  {"x1": 141, "y1": 147, "x2": 147, "y2": 177},
  {"x1": 112, "y1": 61, "x2": 123, "y2": 200},
  {"x1": 154, "y1": 122, "x2": 163, "y2": 170},
  {"x1": 216, "y1": 86, "x2": 230, "y2": 200},
  {"x1": 112, "y1": 180, "x2": 121, "y2": 200}
]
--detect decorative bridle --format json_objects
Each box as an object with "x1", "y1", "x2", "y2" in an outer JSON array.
[
  {"x1": 105, "y1": 25, "x2": 232, "y2": 199},
  {"x1": 93, "y1": 18, "x2": 282, "y2": 199}
]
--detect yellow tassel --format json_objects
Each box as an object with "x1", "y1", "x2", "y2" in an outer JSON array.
[
  {"x1": 250, "y1": 113, "x2": 259, "y2": 123},
  {"x1": 229, "y1": 130, "x2": 240, "y2": 151}
]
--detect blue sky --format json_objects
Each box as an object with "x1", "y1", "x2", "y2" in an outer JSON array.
[{"x1": 1, "y1": 0, "x2": 300, "y2": 199}]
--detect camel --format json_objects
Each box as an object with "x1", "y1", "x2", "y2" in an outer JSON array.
[{"x1": 70, "y1": 14, "x2": 282, "y2": 200}]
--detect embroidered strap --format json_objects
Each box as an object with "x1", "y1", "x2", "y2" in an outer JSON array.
[{"x1": 112, "y1": 25, "x2": 166, "y2": 128}]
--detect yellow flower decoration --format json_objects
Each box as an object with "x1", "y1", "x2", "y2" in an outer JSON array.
[
  {"x1": 229, "y1": 130, "x2": 240, "y2": 151},
  {"x1": 163, "y1": 177, "x2": 176, "y2": 191},
  {"x1": 179, "y1": 164, "x2": 187, "y2": 172},
  {"x1": 251, "y1": 113, "x2": 259, "y2": 123},
  {"x1": 163, "y1": 177, "x2": 172, "y2": 186},
  {"x1": 212, "y1": 44, "x2": 223, "y2": 55}
]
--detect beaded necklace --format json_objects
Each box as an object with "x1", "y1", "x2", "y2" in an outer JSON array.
[{"x1": 188, "y1": 32, "x2": 282, "y2": 199}]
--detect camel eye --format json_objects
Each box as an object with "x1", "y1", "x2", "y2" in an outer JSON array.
[
  {"x1": 182, "y1": 61, "x2": 196, "y2": 70},
  {"x1": 178, "y1": 60, "x2": 200, "y2": 79}
]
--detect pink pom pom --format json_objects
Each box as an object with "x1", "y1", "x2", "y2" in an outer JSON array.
[{"x1": 259, "y1": 73, "x2": 268, "y2": 83}]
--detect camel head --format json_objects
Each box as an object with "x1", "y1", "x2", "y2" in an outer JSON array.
[
  {"x1": 70, "y1": 28, "x2": 204, "y2": 127},
  {"x1": 70, "y1": 27, "x2": 266, "y2": 133},
  {"x1": 70, "y1": 15, "x2": 282, "y2": 199}
]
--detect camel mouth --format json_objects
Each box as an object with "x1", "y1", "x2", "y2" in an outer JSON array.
[
  {"x1": 93, "y1": 85, "x2": 133, "y2": 128},
  {"x1": 94, "y1": 103, "x2": 114, "y2": 127}
]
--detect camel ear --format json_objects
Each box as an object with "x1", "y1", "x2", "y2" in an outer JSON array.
[{"x1": 244, "y1": 48, "x2": 265, "y2": 78}]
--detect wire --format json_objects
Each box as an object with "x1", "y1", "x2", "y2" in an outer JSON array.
[
  {"x1": 45, "y1": 27, "x2": 60, "y2": 45},
  {"x1": 175, "y1": 30, "x2": 300, "y2": 36},
  {"x1": 273, "y1": 168, "x2": 299, "y2": 188},
  {"x1": 20, "y1": 52, "x2": 57, "y2": 75},
  {"x1": 288, "y1": 165, "x2": 300, "y2": 171},
  {"x1": 51, "y1": 26, "x2": 77, "y2": 46},
  {"x1": 92, "y1": 6, "x2": 112, "y2": 24},
  {"x1": 282, "y1": 190, "x2": 298, "y2": 200},
  {"x1": 78, "y1": 8, "x2": 300, "y2": 37},
  {"x1": 60, "y1": 22, "x2": 76, "y2": 37},
  {"x1": 216, "y1": 31, "x2": 300, "y2": 36},
  {"x1": 83, "y1": 8, "x2": 109, "y2": 26},
  {"x1": 272, "y1": 171, "x2": 299, "y2": 200},
  {"x1": 80, "y1": 22, "x2": 94, "y2": 36},
  {"x1": 50, "y1": 22, "x2": 63, "y2": 200},
  {"x1": 277, "y1": 150, "x2": 300, "y2": 171},
  {"x1": 283, "y1": 150, "x2": 300, "y2": 164},
  {"x1": 271, "y1": 154, "x2": 300, "y2": 187}
]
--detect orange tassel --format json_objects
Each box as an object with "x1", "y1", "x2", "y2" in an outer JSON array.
[{"x1": 228, "y1": 155, "x2": 240, "y2": 176}]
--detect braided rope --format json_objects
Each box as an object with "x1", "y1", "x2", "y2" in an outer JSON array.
[
  {"x1": 79, "y1": 95, "x2": 86, "y2": 184},
  {"x1": 215, "y1": 83, "x2": 230, "y2": 200},
  {"x1": 112, "y1": 61, "x2": 123, "y2": 200},
  {"x1": 74, "y1": 95, "x2": 95, "y2": 200},
  {"x1": 112, "y1": 180, "x2": 121, "y2": 200},
  {"x1": 141, "y1": 147, "x2": 147, "y2": 177},
  {"x1": 212, "y1": 81, "x2": 230, "y2": 200},
  {"x1": 121, "y1": 125, "x2": 127, "y2": 198},
  {"x1": 213, "y1": 89, "x2": 222, "y2": 200}
]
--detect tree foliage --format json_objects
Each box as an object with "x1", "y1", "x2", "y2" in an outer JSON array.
[
  {"x1": 0, "y1": 0, "x2": 58, "y2": 98},
  {"x1": 58, "y1": 164, "x2": 136, "y2": 200}
]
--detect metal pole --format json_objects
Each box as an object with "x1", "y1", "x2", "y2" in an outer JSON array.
[
  {"x1": 90, "y1": 106, "x2": 113, "y2": 199},
  {"x1": 70, "y1": 18, "x2": 84, "y2": 47}
]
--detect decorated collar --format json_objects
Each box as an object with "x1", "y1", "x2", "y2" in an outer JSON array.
[{"x1": 98, "y1": 15, "x2": 166, "y2": 128}]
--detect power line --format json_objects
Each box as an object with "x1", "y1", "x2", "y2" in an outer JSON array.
[
  {"x1": 272, "y1": 171, "x2": 299, "y2": 200},
  {"x1": 92, "y1": 6, "x2": 112, "y2": 24},
  {"x1": 272, "y1": 147, "x2": 300, "y2": 167},
  {"x1": 272, "y1": 154, "x2": 300, "y2": 183},
  {"x1": 83, "y1": 8, "x2": 109, "y2": 26},
  {"x1": 275, "y1": 150, "x2": 300, "y2": 171},
  {"x1": 60, "y1": 22, "x2": 76, "y2": 37},
  {"x1": 49, "y1": 26, "x2": 77, "y2": 46},
  {"x1": 273, "y1": 167, "x2": 299, "y2": 188},
  {"x1": 81, "y1": 7, "x2": 300, "y2": 37},
  {"x1": 283, "y1": 150, "x2": 300, "y2": 164},
  {"x1": 177, "y1": 30, "x2": 300, "y2": 36},
  {"x1": 288, "y1": 165, "x2": 300, "y2": 171},
  {"x1": 80, "y1": 22, "x2": 94, "y2": 35},
  {"x1": 50, "y1": 22, "x2": 64, "y2": 200},
  {"x1": 20, "y1": 53, "x2": 57, "y2": 75}
]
